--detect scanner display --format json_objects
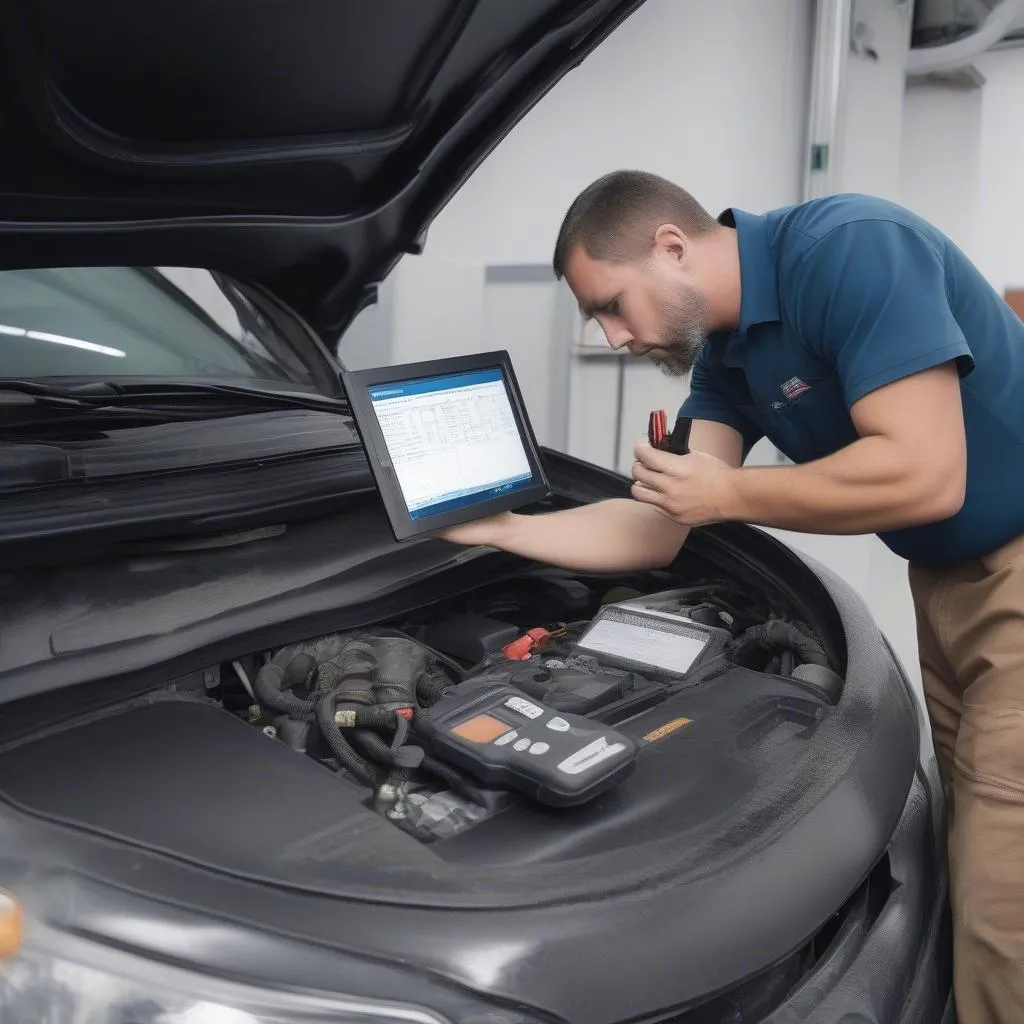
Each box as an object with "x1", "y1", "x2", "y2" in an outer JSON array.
[
  {"x1": 343, "y1": 351, "x2": 550, "y2": 542},
  {"x1": 368, "y1": 369, "x2": 533, "y2": 520}
]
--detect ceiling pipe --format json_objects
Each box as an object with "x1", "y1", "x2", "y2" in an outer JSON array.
[
  {"x1": 804, "y1": 0, "x2": 852, "y2": 200},
  {"x1": 907, "y1": 0, "x2": 1024, "y2": 74}
]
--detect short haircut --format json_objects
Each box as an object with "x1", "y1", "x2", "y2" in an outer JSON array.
[{"x1": 552, "y1": 170, "x2": 718, "y2": 279}]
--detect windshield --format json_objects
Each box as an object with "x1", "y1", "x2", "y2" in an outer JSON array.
[{"x1": 0, "y1": 266, "x2": 327, "y2": 386}]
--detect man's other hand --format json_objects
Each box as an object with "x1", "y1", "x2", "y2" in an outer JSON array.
[{"x1": 631, "y1": 442, "x2": 737, "y2": 527}]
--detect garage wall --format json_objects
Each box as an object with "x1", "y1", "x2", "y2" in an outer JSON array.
[
  {"x1": 379, "y1": 0, "x2": 814, "y2": 454},
  {"x1": 418, "y1": 0, "x2": 813, "y2": 266},
  {"x1": 900, "y1": 78, "x2": 983, "y2": 256},
  {"x1": 972, "y1": 48, "x2": 1024, "y2": 295},
  {"x1": 900, "y1": 47, "x2": 1024, "y2": 297},
  {"x1": 841, "y1": 0, "x2": 915, "y2": 198}
]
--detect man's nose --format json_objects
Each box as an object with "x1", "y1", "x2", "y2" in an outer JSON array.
[{"x1": 605, "y1": 325, "x2": 632, "y2": 350}]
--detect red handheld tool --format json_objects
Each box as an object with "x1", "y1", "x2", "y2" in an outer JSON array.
[
  {"x1": 647, "y1": 410, "x2": 692, "y2": 455},
  {"x1": 648, "y1": 409, "x2": 669, "y2": 449}
]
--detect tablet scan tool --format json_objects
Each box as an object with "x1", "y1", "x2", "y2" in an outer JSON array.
[{"x1": 342, "y1": 351, "x2": 550, "y2": 542}]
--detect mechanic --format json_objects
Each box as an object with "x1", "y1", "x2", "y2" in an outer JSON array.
[{"x1": 437, "y1": 170, "x2": 1024, "y2": 1024}]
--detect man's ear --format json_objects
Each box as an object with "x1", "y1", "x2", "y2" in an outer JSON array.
[{"x1": 653, "y1": 223, "x2": 689, "y2": 265}]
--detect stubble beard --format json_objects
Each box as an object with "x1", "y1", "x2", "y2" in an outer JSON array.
[{"x1": 644, "y1": 284, "x2": 709, "y2": 377}]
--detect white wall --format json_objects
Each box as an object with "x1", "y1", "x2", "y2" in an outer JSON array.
[
  {"x1": 420, "y1": 0, "x2": 813, "y2": 265},
  {"x1": 900, "y1": 78, "x2": 983, "y2": 256},
  {"x1": 385, "y1": 0, "x2": 814, "y2": 456},
  {"x1": 973, "y1": 48, "x2": 1024, "y2": 294},
  {"x1": 841, "y1": 0, "x2": 915, "y2": 199},
  {"x1": 900, "y1": 47, "x2": 1024, "y2": 295}
]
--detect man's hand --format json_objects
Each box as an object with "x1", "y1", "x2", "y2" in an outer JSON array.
[
  {"x1": 662, "y1": 363, "x2": 967, "y2": 536},
  {"x1": 631, "y1": 443, "x2": 738, "y2": 527}
]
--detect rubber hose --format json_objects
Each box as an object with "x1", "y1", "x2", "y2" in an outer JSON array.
[
  {"x1": 349, "y1": 726, "x2": 472, "y2": 794},
  {"x1": 421, "y1": 753, "x2": 474, "y2": 793},
  {"x1": 352, "y1": 706, "x2": 400, "y2": 730},
  {"x1": 755, "y1": 621, "x2": 829, "y2": 666},
  {"x1": 320, "y1": 638, "x2": 377, "y2": 705},
  {"x1": 416, "y1": 670, "x2": 453, "y2": 708},
  {"x1": 351, "y1": 729, "x2": 400, "y2": 766},
  {"x1": 315, "y1": 695, "x2": 376, "y2": 786},
  {"x1": 374, "y1": 681, "x2": 417, "y2": 709},
  {"x1": 332, "y1": 707, "x2": 419, "y2": 734},
  {"x1": 283, "y1": 652, "x2": 317, "y2": 690},
  {"x1": 254, "y1": 650, "x2": 319, "y2": 720}
]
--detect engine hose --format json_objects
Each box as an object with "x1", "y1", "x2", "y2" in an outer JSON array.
[
  {"x1": 351, "y1": 728, "x2": 400, "y2": 764},
  {"x1": 373, "y1": 681, "x2": 416, "y2": 709},
  {"x1": 747, "y1": 620, "x2": 829, "y2": 667},
  {"x1": 416, "y1": 670, "x2": 453, "y2": 708},
  {"x1": 347, "y1": 723, "x2": 473, "y2": 794},
  {"x1": 283, "y1": 652, "x2": 317, "y2": 690},
  {"x1": 315, "y1": 694, "x2": 377, "y2": 786},
  {"x1": 253, "y1": 650, "x2": 319, "y2": 720},
  {"x1": 349, "y1": 727, "x2": 422, "y2": 774},
  {"x1": 321, "y1": 638, "x2": 377, "y2": 705},
  {"x1": 331, "y1": 705, "x2": 403, "y2": 731},
  {"x1": 421, "y1": 753, "x2": 475, "y2": 794}
]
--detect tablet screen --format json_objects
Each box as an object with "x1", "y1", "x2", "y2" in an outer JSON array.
[{"x1": 368, "y1": 367, "x2": 534, "y2": 520}]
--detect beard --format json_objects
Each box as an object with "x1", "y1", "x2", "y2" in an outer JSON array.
[{"x1": 641, "y1": 283, "x2": 709, "y2": 377}]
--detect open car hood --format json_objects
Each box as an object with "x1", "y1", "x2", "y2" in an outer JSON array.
[{"x1": 0, "y1": 0, "x2": 645, "y2": 339}]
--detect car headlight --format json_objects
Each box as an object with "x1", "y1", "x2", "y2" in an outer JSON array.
[{"x1": 0, "y1": 890, "x2": 449, "y2": 1024}]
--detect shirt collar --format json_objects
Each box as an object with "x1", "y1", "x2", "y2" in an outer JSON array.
[{"x1": 717, "y1": 207, "x2": 781, "y2": 333}]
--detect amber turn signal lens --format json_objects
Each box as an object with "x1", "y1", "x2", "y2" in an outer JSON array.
[{"x1": 0, "y1": 889, "x2": 23, "y2": 958}]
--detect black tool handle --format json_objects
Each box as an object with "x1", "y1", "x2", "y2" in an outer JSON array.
[{"x1": 666, "y1": 415, "x2": 692, "y2": 455}]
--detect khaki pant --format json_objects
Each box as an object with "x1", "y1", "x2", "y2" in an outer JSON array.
[{"x1": 909, "y1": 532, "x2": 1024, "y2": 1024}]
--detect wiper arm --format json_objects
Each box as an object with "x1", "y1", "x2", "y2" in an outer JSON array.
[{"x1": 0, "y1": 379, "x2": 349, "y2": 416}]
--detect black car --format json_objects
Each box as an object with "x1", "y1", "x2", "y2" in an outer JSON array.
[{"x1": 0, "y1": 2, "x2": 951, "y2": 1022}]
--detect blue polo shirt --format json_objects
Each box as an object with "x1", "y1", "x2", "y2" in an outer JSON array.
[{"x1": 680, "y1": 193, "x2": 1024, "y2": 569}]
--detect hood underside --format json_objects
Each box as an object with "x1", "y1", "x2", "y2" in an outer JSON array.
[{"x1": 0, "y1": 0, "x2": 644, "y2": 338}]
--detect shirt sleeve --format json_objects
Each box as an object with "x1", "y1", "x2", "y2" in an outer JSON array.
[
  {"x1": 680, "y1": 346, "x2": 764, "y2": 453},
  {"x1": 788, "y1": 219, "x2": 975, "y2": 408}
]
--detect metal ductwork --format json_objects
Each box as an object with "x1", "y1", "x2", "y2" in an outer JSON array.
[
  {"x1": 804, "y1": 0, "x2": 852, "y2": 200},
  {"x1": 909, "y1": 0, "x2": 1024, "y2": 73}
]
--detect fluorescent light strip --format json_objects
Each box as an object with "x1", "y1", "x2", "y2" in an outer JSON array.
[{"x1": 0, "y1": 322, "x2": 126, "y2": 358}]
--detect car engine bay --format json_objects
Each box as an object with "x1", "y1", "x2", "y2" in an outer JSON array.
[
  {"x1": 0, "y1": 549, "x2": 940, "y2": 1024},
  {"x1": 137, "y1": 567, "x2": 844, "y2": 845}
]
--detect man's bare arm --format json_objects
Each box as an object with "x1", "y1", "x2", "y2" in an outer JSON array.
[
  {"x1": 718, "y1": 363, "x2": 966, "y2": 532},
  {"x1": 721, "y1": 363, "x2": 966, "y2": 533},
  {"x1": 434, "y1": 419, "x2": 743, "y2": 572}
]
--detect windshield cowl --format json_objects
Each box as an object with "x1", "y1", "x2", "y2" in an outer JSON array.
[{"x1": 0, "y1": 407, "x2": 361, "y2": 492}]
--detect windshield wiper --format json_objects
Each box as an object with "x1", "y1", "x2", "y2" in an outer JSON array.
[{"x1": 0, "y1": 379, "x2": 349, "y2": 416}]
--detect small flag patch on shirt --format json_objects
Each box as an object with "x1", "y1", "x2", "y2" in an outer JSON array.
[{"x1": 780, "y1": 376, "x2": 811, "y2": 401}]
